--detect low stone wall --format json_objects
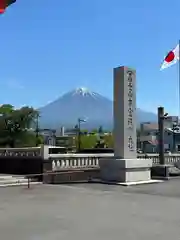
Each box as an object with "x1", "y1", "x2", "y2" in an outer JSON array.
[
  {"x1": 0, "y1": 156, "x2": 43, "y2": 176},
  {"x1": 0, "y1": 145, "x2": 180, "y2": 184},
  {"x1": 0, "y1": 147, "x2": 43, "y2": 179},
  {"x1": 43, "y1": 153, "x2": 180, "y2": 183},
  {"x1": 43, "y1": 169, "x2": 100, "y2": 184}
]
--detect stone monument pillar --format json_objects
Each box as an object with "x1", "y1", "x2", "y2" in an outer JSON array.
[{"x1": 99, "y1": 66, "x2": 152, "y2": 184}]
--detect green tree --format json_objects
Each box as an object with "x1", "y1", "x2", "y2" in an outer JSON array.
[
  {"x1": 90, "y1": 128, "x2": 98, "y2": 135},
  {"x1": 80, "y1": 129, "x2": 88, "y2": 135},
  {"x1": 74, "y1": 134, "x2": 114, "y2": 149},
  {"x1": 0, "y1": 104, "x2": 39, "y2": 147},
  {"x1": 75, "y1": 135, "x2": 97, "y2": 149},
  {"x1": 104, "y1": 134, "x2": 113, "y2": 148},
  {"x1": 0, "y1": 104, "x2": 14, "y2": 115}
]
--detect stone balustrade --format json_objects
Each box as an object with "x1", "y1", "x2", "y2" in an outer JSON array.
[
  {"x1": 50, "y1": 153, "x2": 180, "y2": 171},
  {"x1": 0, "y1": 145, "x2": 180, "y2": 173},
  {"x1": 0, "y1": 147, "x2": 41, "y2": 157},
  {"x1": 51, "y1": 154, "x2": 104, "y2": 171}
]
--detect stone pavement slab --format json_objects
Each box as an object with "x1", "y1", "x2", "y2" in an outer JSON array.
[{"x1": 0, "y1": 181, "x2": 180, "y2": 240}]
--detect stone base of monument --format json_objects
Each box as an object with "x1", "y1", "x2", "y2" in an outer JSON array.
[{"x1": 99, "y1": 158, "x2": 162, "y2": 186}]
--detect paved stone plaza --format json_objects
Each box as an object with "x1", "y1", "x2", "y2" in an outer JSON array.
[{"x1": 1, "y1": 182, "x2": 180, "y2": 240}]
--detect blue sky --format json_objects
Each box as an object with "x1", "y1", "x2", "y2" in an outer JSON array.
[{"x1": 0, "y1": 0, "x2": 180, "y2": 115}]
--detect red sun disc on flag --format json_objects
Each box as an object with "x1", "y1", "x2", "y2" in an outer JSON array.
[
  {"x1": 0, "y1": 9, "x2": 5, "y2": 13},
  {"x1": 165, "y1": 51, "x2": 175, "y2": 63}
]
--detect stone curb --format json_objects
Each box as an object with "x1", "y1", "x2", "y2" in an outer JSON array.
[{"x1": 0, "y1": 182, "x2": 42, "y2": 188}]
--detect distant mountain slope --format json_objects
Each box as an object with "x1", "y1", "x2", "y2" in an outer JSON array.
[{"x1": 39, "y1": 87, "x2": 157, "y2": 129}]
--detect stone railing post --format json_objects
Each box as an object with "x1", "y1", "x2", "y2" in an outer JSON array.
[{"x1": 41, "y1": 145, "x2": 52, "y2": 176}]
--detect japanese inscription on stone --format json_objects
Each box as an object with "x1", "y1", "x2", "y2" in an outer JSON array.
[
  {"x1": 127, "y1": 70, "x2": 134, "y2": 151},
  {"x1": 128, "y1": 136, "x2": 134, "y2": 151},
  {"x1": 127, "y1": 71, "x2": 133, "y2": 129}
]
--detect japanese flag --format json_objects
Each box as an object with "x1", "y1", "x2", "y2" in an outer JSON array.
[
  {"x1": 160, "y1": 44, "x2": 179, "y2": 70},
  {"x1": 0, "y1": 0, "x2": 16, "y2": 14},
  {"x1": 0, "y1": 0, "x2": 5, "y2": 14}
]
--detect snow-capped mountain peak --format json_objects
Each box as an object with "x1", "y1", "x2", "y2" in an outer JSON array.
[
  {"x1": 39, "y1": 87, "x2": 157, "y2": 130},
  {"x1": 72, "y1": 87, "x2": 98, "y2": 98},
  {"x1": 75, "y1": 87, "x2": 89, "y2": 94}
]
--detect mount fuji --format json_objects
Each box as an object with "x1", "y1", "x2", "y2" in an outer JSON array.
[{"x1": 39, "y1": 87, "x2": 157, "y2": 130}]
